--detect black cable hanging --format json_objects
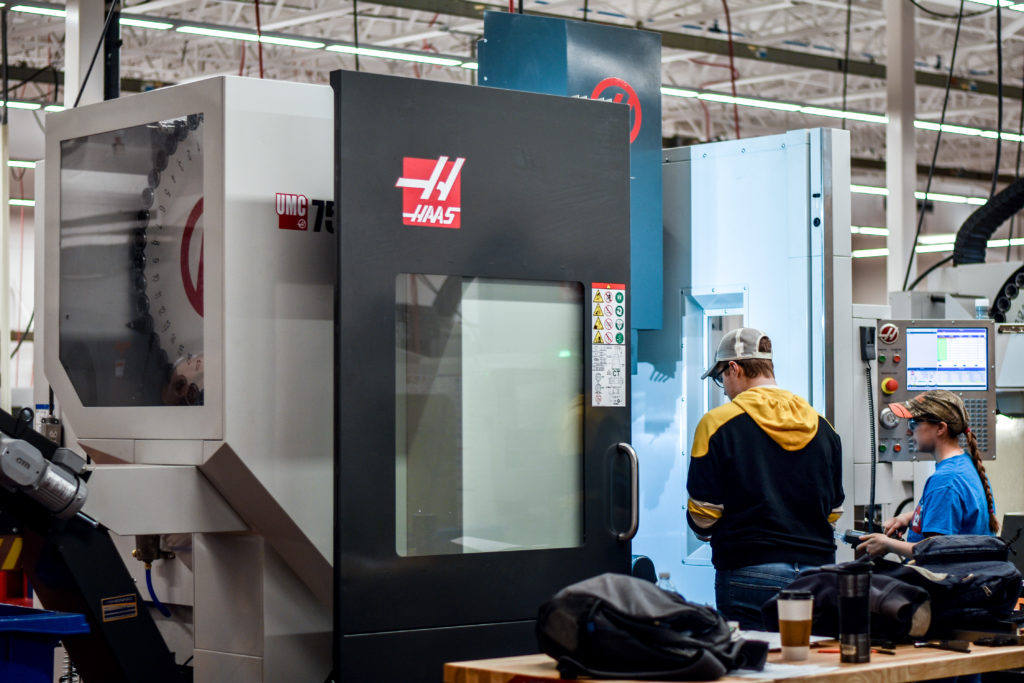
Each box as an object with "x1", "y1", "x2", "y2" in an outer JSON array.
[
  {"x1": 841, "y1": 0, "x2": 852, "y2": 131},
  {"x1": 583, "y1": 0, "x2": 589, "y2": 21},
  {"x1": 353, "y1": 0, "x2": 360, "y2": 72},
  {"x1": 1008, "y1": 55, "x2": 1024, "y2": 261},
  {"x1": 2, "y1": 9, "x2": 8, "y2": 128},
  {"x1": 72, "y1": 0, "x2": 120, "y2": 108},
  {"x1": 902, "y1": 0, "x2": 966, "y2": 291},
  {"x1": 991, "y1": 1, "x2": 1003, "y2": 200},
  {"x1": 907, "y1": 0, "x2": 991, "y2": 19}
]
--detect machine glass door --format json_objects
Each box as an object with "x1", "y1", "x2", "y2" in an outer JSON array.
[{"x1": 396, "y1": 274, "x2": 584, "y2": 558}]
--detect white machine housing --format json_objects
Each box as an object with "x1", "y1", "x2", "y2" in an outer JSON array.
[{"x1": 43, "y1": 76, "x2": 334, "y2": 682}]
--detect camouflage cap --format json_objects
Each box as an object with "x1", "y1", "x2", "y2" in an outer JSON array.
[{"x1": 888, "y1": 389, "x2": 969, "y2": 433}]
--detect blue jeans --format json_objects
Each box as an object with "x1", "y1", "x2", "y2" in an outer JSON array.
[{"x1": 715, "y1": 562, "x2": 818, "y2": 631}]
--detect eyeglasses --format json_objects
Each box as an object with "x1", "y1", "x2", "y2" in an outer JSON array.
[
  {"x1": 710, "y1": 364, "x2": 728, "y2": 389},
  {"x1": 908, "y1": 417, "x2": 943, "y2": 431}
]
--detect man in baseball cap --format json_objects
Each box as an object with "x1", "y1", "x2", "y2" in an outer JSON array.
[
  {"x1": 700, "y1": 327, "x2": 773, "y2": 383},
  {"x1": 687, "y1": 327, "x2": 845, "y2": 629}
]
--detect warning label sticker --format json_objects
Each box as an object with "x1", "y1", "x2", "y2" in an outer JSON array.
[
  {"x1": 591, "y1": 283, "x2": 626, "y2": 407},
  {"x1": 101, "y1": 594, "x2": 139, "y2": 623}
]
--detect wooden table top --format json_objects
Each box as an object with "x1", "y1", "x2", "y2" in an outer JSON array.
[{"x1": 445, "y1": 643, "x2": 1024, "y2": 683}]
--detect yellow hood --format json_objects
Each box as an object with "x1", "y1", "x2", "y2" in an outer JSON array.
[{"x1": 731, "y1": 386, "x2": 819, "y2": 450}]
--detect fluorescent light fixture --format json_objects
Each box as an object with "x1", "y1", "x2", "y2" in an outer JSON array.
[
  {"x1": 10, "y1": 199, "x2": 35, "y2": 207},
  {"x1": 698, "y1": 92, "x2": 801, "y2": 112},
  {"x1": 989, "y1": 237, "x2": 1024, "y2": 247},
  {"x1": 800, "y1": 106, "x2": 888, "y2": 124},
  {"x1": 461, "y1": 62, "x2": 479, "y2": 70},
  {"x1": 661, "y1": 87, "x2": 699, "y2": 98},
  {"x1": 916, "y1": 191, "x2": 967, "y2": 204},
  {"x1": 851, "y1": 184, "x2": 889, "y2": 196},
  {"x1": 44, "y1": 104, "x2": 64, "y2": 112},
  {"x1": 733, "y1": 97, "x2": 801, "y2": 112},
  {"x1": 852, "y1": 247, "x2": 890, "y2": 258},
  {"x1": 177, "y1": 25, "x2": 259, "y2": 42},
  {"x1": 851, "y1": 184, "x2": 988, "y2": 205},
  {"x1": 120, "y1": 17, "x2": 173, "y2": 30},
  {"x1": 326, "y1": 44, "x2": 462, "y2": 66},
  {"x1": 698, "y1": 93, "x2": 738, "y2": 104},
  {"x1": 259, "y1": 35, "x2": 325, "y2": 49},
  {"x1": 2, "y1": 101, "x2": 41, "y2": 110},
  {"x1": 916, "y1": 244, "x2": 954, "y2": 253},
  {"x1": 916, "y1": 233, "x2": 956, "y2": 245},
  {"x1": 9, "y1": 160, "x2": 36, "y2": 169},
  {"x1": 851, "y1": 226, "x2": 889, "y2": 236},
  {"x1": 11, "y1": 4, "x2": 65, "y2": 16}
]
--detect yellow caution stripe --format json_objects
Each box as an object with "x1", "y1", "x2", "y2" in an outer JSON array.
[{"x1": 0, "y1": 536, "x2": 23, "y2": 571}]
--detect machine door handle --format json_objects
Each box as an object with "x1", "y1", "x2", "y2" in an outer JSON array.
[{"x1": 616, "y1": 442, "x2": 639, "y2": 541}]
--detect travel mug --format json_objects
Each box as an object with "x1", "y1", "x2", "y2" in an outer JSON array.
[
  {"x1": 777, "y1": 589, "x2": 814, "y2": 661},
  {"x1": 836, "y1": 563, "x2": 871, "y2": 663}
]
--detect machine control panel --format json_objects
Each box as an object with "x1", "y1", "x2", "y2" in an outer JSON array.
[{"x1": 875, "y1": 320, "x2": 996, "y2": 461}]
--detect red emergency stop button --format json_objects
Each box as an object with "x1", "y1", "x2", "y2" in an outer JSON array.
[
  {"x1": 893, "y1": 355, "x2": 902, "y2": 364},
  {"x1": 881, "y1": 377, "x2": 899, "y2": 395}
]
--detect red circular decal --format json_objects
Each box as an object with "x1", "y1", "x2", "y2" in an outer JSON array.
[
  {"x1": 181, "y1": 198, "x2": 204, "y2": 318},
  {"x1": 878, "y1": 323, "x2": 900, "y2": 345},
  {"x1": 590, "y1": 77, "x2": 642, "y2": 144}
]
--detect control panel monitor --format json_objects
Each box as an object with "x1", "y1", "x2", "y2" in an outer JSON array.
[
  {"x1": 905, "y1": 327, "x2": 989, "y2": 391},
  {"x1": 874, "y1": 320, "x2": 996, "y2": 461}
]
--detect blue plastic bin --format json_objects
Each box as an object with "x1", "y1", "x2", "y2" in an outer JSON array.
[{"x1": 0, "y1": 603, "x2": 90, "y2": 683}]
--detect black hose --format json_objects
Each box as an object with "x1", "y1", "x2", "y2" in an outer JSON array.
[{"x1": 953, "y1": 175, "x2": 1024, "y2": 265}]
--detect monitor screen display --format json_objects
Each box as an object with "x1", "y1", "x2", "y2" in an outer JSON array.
[{"x1": 906, "y1": 327, "x2": 988, "y2": 391}]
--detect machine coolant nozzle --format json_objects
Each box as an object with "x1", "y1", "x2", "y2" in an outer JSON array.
[{"x1": 0, "y1": 436, "x2": 88, "y2": 518}]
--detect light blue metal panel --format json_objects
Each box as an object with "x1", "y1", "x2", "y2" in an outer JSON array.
[{"x1": 633, "y1": 129, "x2": 833, "y2": 606}]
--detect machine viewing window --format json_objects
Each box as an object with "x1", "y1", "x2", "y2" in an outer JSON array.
[
  {"x1": 59, "y1": 114, "x2": 205, "y2": 407},
  {"x1": 906, "y1": 327, "x2": 988, "y2": 391},
  {"x1": 395, "y1": 274, "x2": 584, "y2": 557}
]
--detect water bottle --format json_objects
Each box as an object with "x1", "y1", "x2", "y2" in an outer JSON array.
[{"x1": 656, "y1": 571, "x2": 680, "y2": 596}]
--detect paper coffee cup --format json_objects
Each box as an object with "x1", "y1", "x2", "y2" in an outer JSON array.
[{"x1": 778, "y1": 590, "x2": 814, "y2": 661}]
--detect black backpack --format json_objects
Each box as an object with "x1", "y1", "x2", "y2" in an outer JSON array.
[{"x1": 536, "y1": 573, "x2": 768, "y2": 680}]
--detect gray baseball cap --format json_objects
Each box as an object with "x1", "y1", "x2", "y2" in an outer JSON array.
[{"x1": 700, "y1": 327, "x2": 773, "y2": 379}]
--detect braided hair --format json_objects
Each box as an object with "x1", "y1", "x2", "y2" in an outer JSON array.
[{"x1": 962, "y1": 429, "x2": 1000, "y2": 533}]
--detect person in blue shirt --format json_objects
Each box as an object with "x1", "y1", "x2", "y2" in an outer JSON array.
[
  {"x1": 858, "y1": 389, "x2": 998, "y2": 561},
  {"x1": 857, "y1": 393, "x2": 997, "y2": 683}
]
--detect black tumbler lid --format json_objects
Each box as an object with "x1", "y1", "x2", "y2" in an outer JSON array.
[{"x1": 778, "y1": 589, "x2": 813, "y2": 599}]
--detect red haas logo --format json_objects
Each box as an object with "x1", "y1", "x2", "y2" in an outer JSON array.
[
  {"x1": 396, "y1": 156, "x2": 464, "y2": 228},
  {"x1": 276, "y1": 193, "x2": 309, "y2": 231}
]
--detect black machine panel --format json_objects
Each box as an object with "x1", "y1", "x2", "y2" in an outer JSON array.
[{"x1": 333, "y1": 71, "x2": 633, "y2": 680}]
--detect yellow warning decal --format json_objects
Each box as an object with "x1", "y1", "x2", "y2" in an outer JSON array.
[
  {"x1": 593, "y1": 304, "x2": 603, "y2": 316},
  {"x1": 594, "y1": 332, "x2": 604, "y2": 343},
  {"x1": 594, "y1": 318, "x2": 605, "y2": 330},
  {"x1": 101, "y1": 594, "x2": 139, "y2": 623},
  {"x1": 0, "y1": 536, "x2": 21, "y2": 570},
  {"x1": 593, "y1": 291, "x2": 604, "y2": 304}
]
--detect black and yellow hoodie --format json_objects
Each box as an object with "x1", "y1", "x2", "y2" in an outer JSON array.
[{"x1": 686, "y1": 386, "x2": 844, "y2": 570}]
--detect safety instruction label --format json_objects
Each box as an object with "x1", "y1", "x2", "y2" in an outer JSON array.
[
  {"x1": 591, "y1": 283, "x2": 626, "y2": 407},
  {"x1": 101, "y1": 594, "x2": 138, "y2": 623}
]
